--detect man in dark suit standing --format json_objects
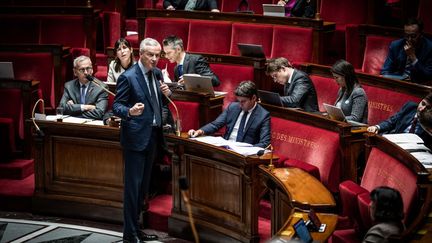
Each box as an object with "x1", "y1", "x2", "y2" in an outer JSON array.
[
  {"x1": 265, "y1": 57, "x2": 319, "y2": 112},
  {"x1": 367, "y1": 93, "x2": 432, "y2": 147},
  {"x1": 188, "y1": 80, "x2": 270, "y2": 148},
  {"x1": 164, "y1": 0, "x2": 220, "y2": 12},
  {"x1": 162, "y1": 35, "x2": 220, "y2": 87},
  {"x1": 59, "y1": 55, "x2": 108, "y2": 120},
  {"x1": 113, "y1": 38, "x2": 171, "y2": 243}
]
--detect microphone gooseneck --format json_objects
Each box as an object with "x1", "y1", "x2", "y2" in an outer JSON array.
[
  {"x1": 86, "y1": 75, "x2": 116, "y2": 97},
  {"x1": 179, "y1": 177, "x2": 199, "y2": 243},
  {"x1": 32, "y1": 98, "x2": 45, "y2": 137},
  {"x1": 264, "y1": 144, "x2": 274, "y2": 173}
]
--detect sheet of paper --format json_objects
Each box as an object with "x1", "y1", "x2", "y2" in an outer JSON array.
[
  {"x1": 190, "y1": 136, "x2": 265, "y2": 156},
  {"x1": 63, "y1": 116, "x2": 93, "y2": 124},
  {"x1": 410, "y1": 151, "x2": 432, "y2": 165},
  {"x1": 383, "y1": 133, "x2": 424, "y2": 144},
  {"x1": 84, "y1": 120, "x2": 104, "y2": 126}
]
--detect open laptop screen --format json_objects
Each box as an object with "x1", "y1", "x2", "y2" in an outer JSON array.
[
  {"x1": 258, "y1": 90, "x2": 283, "y2": 107},
  {"x1": 0, "y1": 62, "x2": 14, "y2": 79},
  {"x1": 262, "y1": 4, "x2": 285, "y2": 17},
  {"x1": 237, "y1": 43, "x2": 265, "y2": 58}
]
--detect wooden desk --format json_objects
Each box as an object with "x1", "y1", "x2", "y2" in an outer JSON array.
[
  {"x1": 260, "y1": 166, "x2": 337, "y2": 238},
  {"x1": 166, "y1": 134, "x2": 274, "y2": 243}
]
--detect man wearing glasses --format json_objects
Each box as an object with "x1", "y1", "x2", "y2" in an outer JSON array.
[
  {"x1": 381, "y1": 18, "x2": 432, "y2": 83},
  {"x1": 58, "y1": 55, "x2": 108, "y2": 119},
  {"x1": 265, "y1": 57, "x2": 318, "y2": 112}
]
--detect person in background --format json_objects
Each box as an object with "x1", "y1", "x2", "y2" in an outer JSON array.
[
  {"x1": 367, "y1": 93, "x2": 432, "y2": 147},
  {"x1": 381, "y1": 18, "x2": 432, "y2": 83},
  {"x1": 164, "y1": 0, "x2": 220, "y2": 12},
  {"x1": 363, "y1": 186, "x2": 405, "y2": 243},
  {"x1": 162, "y1": 35, "x2": 220, "y2": 87},
  {"x1": 59, "y1": 55, "x2": 108, "y2": 120},
  {"x1": 290, "y1": 0, "x2": 316, "y2": 18},
  {"x1": 188, "y1": 80, "x2": 271, "y2": 148},
  {"x1": 331, "y1": 59, "x2": 368, "y2": 123},
  {"x1": 113, "y1": 38, "x2": 172, "y2": 242},
  {"x1": 277, "y1": 0, "x2": 297, "y2": 17},
  {"x1": 107, "y1": 38, "x2": 135, "y2": 83},
  {"x1": 265, "y1": 57, "x2": 318, "y2": 112},
  {"x1": 419, "y1": 106, "x2": 432, "y2": 136}
]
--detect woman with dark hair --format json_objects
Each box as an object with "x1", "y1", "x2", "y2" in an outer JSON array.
[
  {"x1": 331, "y1": 59, "x2": 368, "y2": 123},
  {"x1": 363, "y1": 186, "x2": 405, "y2": 242},
  {"x1": 107, "y1": 38, "x2": 135, "y2": 83}
]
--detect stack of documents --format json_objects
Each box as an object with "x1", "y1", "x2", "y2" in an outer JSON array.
[
  {"x1": 383, "y1": 133, "x2": 432, "y2": 168},
  {"x1": 190, "y1": 136, "x2": 267, "y2": 156}
]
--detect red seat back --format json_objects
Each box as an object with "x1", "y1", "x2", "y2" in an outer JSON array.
[
  {"x1": 271, "y1": 26, "x2": 313, "y2": 64},
  {"x1": 0, "y1": 89, "x2": 23, "y2": 140},
  {"x1": 309, "y1": 75, "x2": 339, "y2": 112},
  {"x1": 187, "y1": 20, "x2": 232, "y2": 54},
  {"x1": 211, "y1": 63, "x2": 254, "y2": 108},
  {"x1": 320, "y1": 0, "x2": 368, "y2": 29},
  {"x1": 362, "y1": 85, "x2": 421, "y2": 125},
  {"x1": 169, "y1": 101, "x2": 200, "y2": 132},
  {"x1": 271, "y1": 117, "x2": 341, "y2": 191},
  {"x1": 103, "y1": 11, "x2": 121, "y2": 49},
  {"x1": 418, "y1": 0, "x2": 432, "y2": 34},
  {"x1": 230, "y1": 23, "x2": 273, "y2": 57},
  {"x1": 145, "y1": 18, "x2": 190, "y2": 48},
  {"x1": 361, "y1": 35, "x2": 396, "y2": 75},
  {"x1": 40, "y1": 16, "x2": 87, "y2": 48}
]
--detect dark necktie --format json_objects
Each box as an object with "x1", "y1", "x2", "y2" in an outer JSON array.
[
  {"x1": 147, "y1": 71, "x2": 162, "y2": 127},
  {"x1": 236, "y1": 111, "x2": 248, "y2": 142},
  {"x1": 177, "y1": 64, "x2": 183, "y2": 77},
  {"x1": 80, "y1": 84, "x2": 86, "y2": 104},
  {"x1": 409, "y1": 116, "x2": 418, "y2": 133}
]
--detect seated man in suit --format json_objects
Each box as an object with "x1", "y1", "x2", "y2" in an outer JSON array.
[
  {"x1": 419, "y1": 105, "x2": 432, "y2": 136},
  {"x1": 188, "y1": 80, "x2": 270, "y2": 148},
  {"x1": 164, "y1": 0, "x2": 220, "y2": 12},
  {"x1": 162, "y1": 35, "x2": 220, "y2": 87},
  {"x1": 59, "y1": 55, "x2": 108, "y2": 120},
  {"x1": 367, "y1": 92, "x2": 432, "y2": 147},
  {"x1": 265, "y1": 57, "x2": 319, "y2": 112},
  {"x1": 381, "y1": 18, "x2": 432, "y2": 83}
]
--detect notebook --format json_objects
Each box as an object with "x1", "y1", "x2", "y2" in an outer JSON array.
[
  {"x1": 263, "y1": 4, "x2": 285, "y2": 17},
  {"x1": 0, "y1": 62, "x2": 14, "y2": 79},
  {"x1": 258, "y1": 90, "x2": 283, "y2": 107},
  {"x1": 183, "y1": 74, "x2": 226, "y2": 97},
  {"x1": 237, "y1": 43, "x2": 265, "y2": 58},
  {"x1": 323, "y1": 103, "x2": 367, "y2": 126}
]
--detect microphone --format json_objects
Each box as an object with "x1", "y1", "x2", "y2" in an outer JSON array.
[
  {"x1": 179, "y1": 176, "x2": 199, "y2": 243},
  {"x1": 257, "y1": 150, "x2": 265, "y2": 156},
  {"x1": 32, "y1": 99, "x2": 45, "y2": 137},
  {"x1": 160, "y1": 79, "x2": 181, "y2": 137},
  {"x1": 260, "y1": 144, "x2": 274, "y2": 172},
  {"x1": 86, "y1": 75, "x2": 116, "y2": 97}
]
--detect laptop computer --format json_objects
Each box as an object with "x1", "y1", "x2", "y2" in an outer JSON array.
[
  {"x1": 263, "y1": 4, "x2": 285, "y2": 17},
  {"x1": 258, "y1": 90, "x2": 283, "y2": 107},
  {"x1": 323, "y1": 103, "x2": 367, "y2": 126},
  {"x1": 237, "y1": 43, "x2": 265, "y2": 58},
  {"x1": 183, "y1": 74, "x2": 226, "y2": 97},
  {"x1": 0, "y1": 62, "x2": 14, "y2": 79}
]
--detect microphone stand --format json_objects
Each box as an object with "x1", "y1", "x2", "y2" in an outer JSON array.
[
  {"x1": 163, "y1": 93, "x2": 181, "y2": 137},
  {"x1": 179, "y1": 177, "x2": 199, "y2": 243},
  {"x1": 32, "y1": 99, "x2": 45, "y2": 136},
  {"x1": 86, "y1": 75, "x2": 116, "y2": 97},
  {"x1": 265, "y1": 144, "x2": 274, "y2": 173}
]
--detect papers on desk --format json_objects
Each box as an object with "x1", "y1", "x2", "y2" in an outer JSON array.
[
  {"x1": 383, "y1": 133, "x2": 432, "y2": 167},
  {"x1": 45, "y1": 115, "x2": 104, "y2": 126},
  {"x1": 190, "y1": 136, "x2": 266, "y2": 156}
]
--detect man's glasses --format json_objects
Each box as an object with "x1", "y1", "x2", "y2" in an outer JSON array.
[{"x1": 76, "y1": 67, "x2": 93, "y2": 74}]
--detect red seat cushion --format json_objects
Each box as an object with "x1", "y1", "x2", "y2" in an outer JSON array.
[
  {"x1": 187, "y1": 20, "x2": 232, "y2": 54},
  {"x1": 230, "y1": 23, "x2": 273, "y2": 57},
  {"x1": 330, "y1": 228, "x2": 361, "y2": 243},
  {"x1": 211, "y1": 63, "x2": 254, "y2": 108},
  {"x1": 271, "y1": 26, "x2": 313, "y2": 64},
  {"x1": 361, "y1": 35, "x2": 396, "y2": 75},
  {"x1": 338, "y1": 180, "x2": 369, "y2": 229},
  {"x1": 169, "y1": 101, "x2": 200, "y2": 132},
  {"x1": 362, "y1": 85, "x2": 421, "y2": 125},
  {"x1": 271, "y1": 117, "x2": 341, "y2": 192},
  {"x1": 145, "y1": 18, "x2": 190, "y2": 48}
]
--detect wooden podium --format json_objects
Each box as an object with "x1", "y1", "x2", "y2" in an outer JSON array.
[{"x1": 166, "y1": 134, "x2": 274, "y2": 243}]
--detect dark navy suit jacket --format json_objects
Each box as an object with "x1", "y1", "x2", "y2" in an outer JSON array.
[
  {"x1": 378, "y1": 101, "x2": 431, "y2": 146},
  {"x1": 113, "y1": 64, "x2": 166, "y2": 151},
  {"x1": 174, "y1": 53, "x2": 220, "y2": 87},
  {"x1": 200, "y1": 102, "x2": 271, "y2": 148},
  {"x1": 282, "y1": 69, "x2": 318, "y2": 112},
  {"x1": 381, "y1": 36, "x2": 432, "y2": 83}
]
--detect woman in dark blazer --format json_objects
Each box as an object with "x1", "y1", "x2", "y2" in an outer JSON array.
[{"x1": 331, "y1": 59, "x2": 368, "y2": 123}]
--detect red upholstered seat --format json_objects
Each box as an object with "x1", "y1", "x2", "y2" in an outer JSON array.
[
  {"x1": 211, "y1": 63, "x2": 254, "y2": 108},
  {"x1": 0, "y1": 89, "x2": 23, "y2": 159},
  {"x1": 309, "y1": 75, "x2": 339, "y2": 112},
  {"x1": 0, "y1": 118, "x2": 15, "y2": 162},
  {"x1": 0, "y1": 17, "x2": 39, "y2": 44},
  {"x1": 362, "y1": 85, "x2": 421, "y2": 125},
  {"x1": 169, "y1": 101, "x2": 200, "y2": 132},
  {"x1": 361, "y1": 35, "x2": 396, "y2": 75},
  {"x1": 40, "y1": 16, "x2": 87, "y2": 49},
  {"x1": 271, "y1": 26, "x2": 313, "y2": 64},
  {"x1": 230, "y1": 23, "x2": 273, "y2": 57},
  {"x1": 157, "y1": 59, "x2": 177, "y2": 83},
  {"x1": 103, "y1": 11, "x2": 121, "y2": 49},
  {"x1": 145, "y1": 18, "x2": 190, "y2": 49},
  {"x1": 345, "y1": 24, "x2": 363, "y2": 69},
  {"x1": 418, "y1": 0, "x2": 432, "y2": 34},
  {"x1": 271, "y1": 117, "x2": 341, "y2": 192},
  {"x1": 220, "y1": 0, "x2": 265, "y2": 14},
  {"x1": 330, "y1": 228, "x2": 361, "y2": 243},
  {"x1": 187, "y1": 20, "x2": 232, "y2": 54},
  {"x1": 0, "y1": 52, "x2": 55, "y2": 109}
]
